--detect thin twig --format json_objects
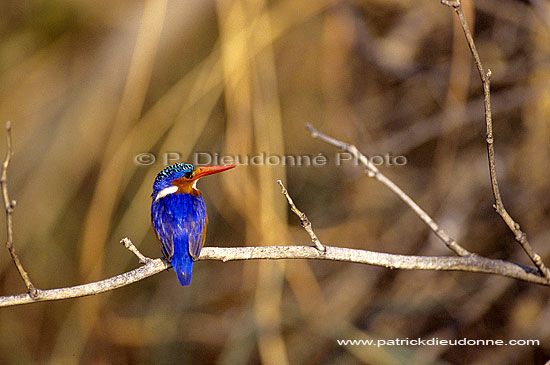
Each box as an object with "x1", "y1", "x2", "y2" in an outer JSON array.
[
  {"x1": 121, "y1": 237, "x2": 152, "y2": 264},
  {"x1": 0, "y1": 122, "x2": 38, "y2": 297},
  {"x1": 441, "y1": 0, "x2": 550, "y2": 279},
  {"x1": 277, "y1": 180, "x2": 325, "y2": 252},
  {"x1": 1, "y1": 240, "x2": 548, "y2": 307},
  {"x1": 306, "y1": 123, "x2": 471, "y2": 257}
]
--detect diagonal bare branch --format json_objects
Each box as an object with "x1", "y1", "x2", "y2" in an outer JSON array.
[{"x1": 306, "y1": 123, "x2": 471, "y2": 257}]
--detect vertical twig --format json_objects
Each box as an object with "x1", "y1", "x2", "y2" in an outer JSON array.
[
  {"x1": 277, "y1": 180, "x2": 325, "y2": 252},
  {"x1": 441, "y1": 0, "x2": 550, "y2": 279},
  {"x1": 1, "y1": 122, "x2": 38, "y2": 297}
]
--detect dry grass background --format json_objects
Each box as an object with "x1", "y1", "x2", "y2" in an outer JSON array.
[{"x1": 0, "y1": 0, "x2": 549, "y2": 363}]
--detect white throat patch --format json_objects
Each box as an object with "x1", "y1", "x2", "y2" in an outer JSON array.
[{"x1": 155, "y1": 186, "x2": 178, "y2": 202}]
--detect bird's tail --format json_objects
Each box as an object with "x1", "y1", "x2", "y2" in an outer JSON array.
[{"x1": 171, "y1": 240, "x2": 194, "y2": 286}]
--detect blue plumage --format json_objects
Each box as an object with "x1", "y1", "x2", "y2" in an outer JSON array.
[
  {"x1": 152, "y1": 192, "x2": 206, "y2": 286},
  {"x1": 151, "y1": 162, "x2": 234, "y2": 286}
]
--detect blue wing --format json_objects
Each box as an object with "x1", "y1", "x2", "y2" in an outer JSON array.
[{"x1": 151, "y1": 193, "x2": 207, "y2": 286}]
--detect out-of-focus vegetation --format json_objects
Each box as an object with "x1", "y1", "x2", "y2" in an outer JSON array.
[{"x1": 0, "y1": 0, "x2": 549, "y2": 363}]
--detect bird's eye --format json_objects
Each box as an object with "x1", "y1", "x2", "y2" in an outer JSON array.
[{"x1": 184, "y1": 171, "x2": 193, "y2": 179}]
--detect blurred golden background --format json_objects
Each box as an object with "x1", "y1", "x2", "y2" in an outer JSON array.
[{"x1": 0, "y1": 0, "x2": 549, "y2": 363}]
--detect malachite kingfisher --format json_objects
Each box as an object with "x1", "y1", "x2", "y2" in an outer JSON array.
[{"x1": 151, "y1": 163, "x2": 235, "y2": 286}]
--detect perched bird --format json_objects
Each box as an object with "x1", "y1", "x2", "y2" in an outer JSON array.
[{"x1": 151, "y1": 163, "x2": 235, "y2": 286}]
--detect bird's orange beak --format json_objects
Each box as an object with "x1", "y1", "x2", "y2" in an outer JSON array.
[{"x1": 192, "y1": 165, "x2": 235, "y2": 180}]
